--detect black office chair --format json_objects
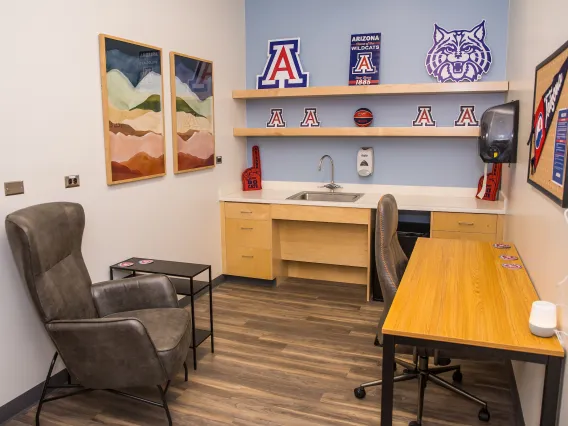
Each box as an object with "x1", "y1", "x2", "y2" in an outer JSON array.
[{"x1": 353, "y1": 195, "x2": 490, "y2": 426}]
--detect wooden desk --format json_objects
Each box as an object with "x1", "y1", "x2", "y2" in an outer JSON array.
[{"x1": 380, "y1": 239, "x2": 565, "y2": 426}]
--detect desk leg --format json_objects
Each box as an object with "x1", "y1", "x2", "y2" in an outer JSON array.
[
  {"x1": 190, "y1": 278, "x2": 197, "y2": 371},
  {"x1": 381, "y1": 334, "x2": 395, "y2": 426},
  {"x1": 540, "y1": 356, "x2": 563, "y2": 426},
  {"x1": 209, "y1": 267, "x2": 214, "y2": 353}
]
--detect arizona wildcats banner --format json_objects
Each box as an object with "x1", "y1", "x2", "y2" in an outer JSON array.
[
  {"x1": 531, "y1": 55, "x2": 568, "y2": 173},
  {"x1": 349, "y1": 33, "x2": 381, "y2": 86}
]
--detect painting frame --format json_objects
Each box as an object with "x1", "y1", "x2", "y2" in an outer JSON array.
[
  {"x1": 527, "y1": 39, "x2": 568, "y2": 208},
  {"x1": 99, "y1": 34, "x2": 166, "y2": 185},
  {"x1": 170, "y1": 52, "x2": 216, "y2": 174}
]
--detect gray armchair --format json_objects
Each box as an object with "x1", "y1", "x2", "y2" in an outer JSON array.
[{"x1": 5, "y1": 202, "x2": 191, "y2": 425}]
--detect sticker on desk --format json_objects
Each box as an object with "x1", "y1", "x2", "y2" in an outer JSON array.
[
  {"x1": 500, "y1": 255, "x2": 518, "y2": 261},
  {"x1": 502, "y1": 263, "x2": 523, "y2": 270},
  {"x1": 493, "y1": 243, "x2": 511, "y2": 249},
  {"x1": 139, "y1": 259, "x2": 154, "y2": 265},
  {"x1": 118, "y1": 262, "x2": 134, "y2": 267}
]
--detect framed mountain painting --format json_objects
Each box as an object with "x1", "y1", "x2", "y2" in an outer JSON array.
[
  {"x1": 99, "y1": 35, "x2": 166, "y2": 185},
  {"x1": 170, "y1": 52, "x2": 215, "y2": 173}
]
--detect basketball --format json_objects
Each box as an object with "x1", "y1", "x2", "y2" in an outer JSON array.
[{"x1": 354, "y1": 108, "x2": 373, "y2": 127}]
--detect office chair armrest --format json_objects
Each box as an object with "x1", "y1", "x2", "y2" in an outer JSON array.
[
  {"x1": 46, "y1": 318, "x2": 167, "y2": 389},
  {"x1": 92, "y1": 274, "x2": 178, "y2": 316}
]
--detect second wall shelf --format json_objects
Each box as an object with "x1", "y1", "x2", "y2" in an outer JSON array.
[{"x1": 234, "y1": 127, "x2": 480, "y2": 138}]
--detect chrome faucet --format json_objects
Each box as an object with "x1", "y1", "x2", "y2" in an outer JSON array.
[{"x1": 318, "y1": 155, "x2": 342, "y2": 191}]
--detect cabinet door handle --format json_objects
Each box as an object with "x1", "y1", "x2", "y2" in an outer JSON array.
[
  {"x1": 241, "y1": 227, "x2": 253, "y2": 230},
  {"x1": 458, "y1": 221, "x2": 475, "y2": 226},
  {"x1": 242, "y1": 255, "x2": 254, "y2": 258},
  {"x1": 240, "y1": 210, "x2": 253, "y2": 214}
]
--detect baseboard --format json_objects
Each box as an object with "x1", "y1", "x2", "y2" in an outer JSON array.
[
  {"x1": 506, "y1": 360, "x2": 526, "y2": 426},
  {"x1": 0, "y1": 368, "x2": 68, "y2": 424},
  {"x1": 223, "y1": 275, "x2": 277, "y2": 286}
]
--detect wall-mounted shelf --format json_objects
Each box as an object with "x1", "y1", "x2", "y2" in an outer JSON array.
[
  {"x1": 234, "y1": 127, "x2": 480, "y2": 138},
  {"x1": 233, "y1": 81, "x2": 509, "y2": 100}
]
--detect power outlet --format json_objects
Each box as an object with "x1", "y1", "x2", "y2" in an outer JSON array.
[
  {"x1": 216, "y1": 156, "x2": 223, "y2": 164},
  {"x1": 65, "y1": 175, "x2": 80, "y2": 188}
]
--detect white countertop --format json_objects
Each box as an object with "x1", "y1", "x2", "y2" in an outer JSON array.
[{"x1": 220, "y1": 183, "x2": 506, "y2": 215}]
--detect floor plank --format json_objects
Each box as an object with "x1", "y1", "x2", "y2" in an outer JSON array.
[{"x1": 8, "y1": 278, "x2": 514, "y2": 425}]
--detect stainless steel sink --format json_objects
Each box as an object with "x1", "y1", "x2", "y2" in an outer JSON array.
[{"x1": 287, "y1": 191, "x2": 364, "y2": 203}]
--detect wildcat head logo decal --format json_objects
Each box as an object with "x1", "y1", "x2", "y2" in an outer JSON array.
[
  {"x1": 257, "y1": 38, "x2": 309, "y2": 89},
  {"x1": 425, "y1": 21, "x2": 492, "y2": 83}
]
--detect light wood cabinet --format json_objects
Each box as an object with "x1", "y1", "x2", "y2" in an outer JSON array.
[
  {"x1": 222, "y1": 202, "x2": 273, "y2": 280},
  {"x1": 431, "y1": 212, "x2": 504, "y2": 242},
  {"x1": 221, "y1": 202, "x2": 372, "y2": 298}
]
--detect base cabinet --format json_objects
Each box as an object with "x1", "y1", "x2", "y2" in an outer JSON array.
[{"x1": 430, "y1": 212, "x2": 504, "y2": 242}]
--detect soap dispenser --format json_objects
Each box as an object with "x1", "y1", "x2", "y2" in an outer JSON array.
[{"x1": 357, "y1": 147, "x2": 374, "y2": 177}]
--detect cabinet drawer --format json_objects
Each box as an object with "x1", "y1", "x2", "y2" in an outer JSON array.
[
  {"x1": 431, "y1": 230, "x2": 497, "y2": 242},
  {"x1": 226, "y1": 219, "x2": 271, "y2": 249},
  {"x1": 431, "y1": 212, "x2": 497, "y2": 234},
  {"x1": 226, "y1": 247, "x2": 272, "y2": 279},
  {"x1": 225, "y1": 202, "x2": 270, "y2": 221},
  {"x1": 271, "y1": 204, "x2": 369, "y2": 224}
]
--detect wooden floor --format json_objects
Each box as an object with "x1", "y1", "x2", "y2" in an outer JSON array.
[{"x1": 6, "y1": 279, "x2": 515, "y2": 426}]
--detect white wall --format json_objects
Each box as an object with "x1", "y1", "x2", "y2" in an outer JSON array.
[
  {"x1": 504, "y1": 0, "x2": 568, "y2": 424},
  {"x1": 0, "y1": 0, "x2": 246, "y2": 407}
]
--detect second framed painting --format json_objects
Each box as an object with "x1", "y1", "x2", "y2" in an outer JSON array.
[{"x1": 170, "y1": 52, "x2": 215, "y2": 173}]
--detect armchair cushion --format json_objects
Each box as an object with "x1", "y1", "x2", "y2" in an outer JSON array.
[
  {"x1": 105, "y1": 308, "x2": 191, "y2": 377},
  {"x1": 46, "y1": 318, "x2": 166, "y2": 389},
  {"x1": 92, "y1": 274, "x2": 178, "y2": 317}
]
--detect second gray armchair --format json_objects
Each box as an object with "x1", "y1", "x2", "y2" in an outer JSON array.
[{"x1": 5, "y1": 202, "x2": 191, "y2": 425}]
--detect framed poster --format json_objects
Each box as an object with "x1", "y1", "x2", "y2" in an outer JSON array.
[
  {"x1": 99, "y1": 34, "x2": 166, "y2": 185},
  {"x1": 349, "y1": 33, "x2": 381, "y2": 86},
  {"x1": 527, "y1": 39, "x2": 568, "y2": 207},
  {"x1": 170, "y1": 52, "x2": 215, "y2": 173}
]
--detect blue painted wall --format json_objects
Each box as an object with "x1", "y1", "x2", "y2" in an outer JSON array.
[{"x1": 245, "y1": 0, "x2": 510, "y2": 187}]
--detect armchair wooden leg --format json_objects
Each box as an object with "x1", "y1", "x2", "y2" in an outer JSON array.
[
  {"x1": 157, "y1": 382, "x2": 172, "y2": 426},
  {"x1": 183, "y1": 362, "x2": 188, "y2": 382},
  {"x1": 36, "y1": 352, "x2": 58, "y2": 426}
]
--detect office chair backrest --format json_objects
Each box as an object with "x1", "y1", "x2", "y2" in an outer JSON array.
[
  {"x1": 5, "y1": 202, "x2": 97, "y2": 323},
  {"x1": 376, "y1": 194, "x2": 408, "y2": 344}
]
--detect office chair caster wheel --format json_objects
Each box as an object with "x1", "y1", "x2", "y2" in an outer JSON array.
[
  {"x1": 354, "y1": 387, "x2": 366, "y2": 399},
  {"x1": 452, "y1": 370, "x2": 463, "y2": 383},
  {"x1": 478, "y1": 407, "x2": 490, "y2": 422}
]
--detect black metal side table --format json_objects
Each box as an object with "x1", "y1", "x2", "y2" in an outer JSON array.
[{"x1": 109, "y1": 258, "x2": 214, "y2": 370}]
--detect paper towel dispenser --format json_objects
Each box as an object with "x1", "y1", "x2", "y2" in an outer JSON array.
[{"x1": 478, "y1": 100, "x2": 519, "y2": 163}]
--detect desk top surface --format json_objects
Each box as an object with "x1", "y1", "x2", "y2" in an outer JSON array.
[{"x1": 382, "y1": 239, "x2": 564, "y2": 357}]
